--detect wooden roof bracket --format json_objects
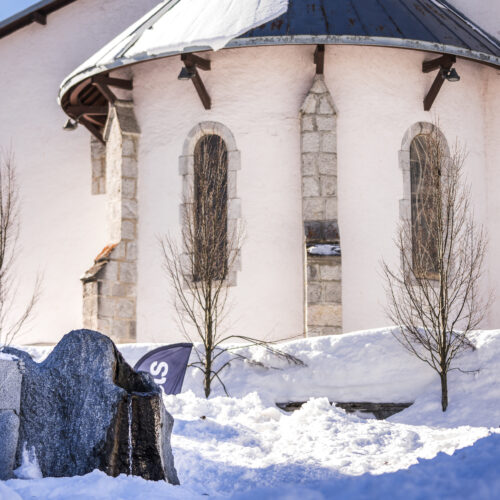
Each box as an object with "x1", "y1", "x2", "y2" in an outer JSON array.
[
  {"x1": 422, "y1": 54, "x2": 456, "y2": 111},
  {"x1": 314, "y1": 44, "x2": 325, "y2": 74},
  {"x1": 180, "y1": 54, "x2": 211, "y2": 110},
  {"x1": 91, "y1": 75, "x2": 133, "y2": 103},
  {"x1": 32, "y1": 11, "x2": 47, "y2": 25},
  {"x1": 63, "y1": 75, "x2": 132, "y2": 144},
  {"x1": 79, "y1": 116, "x2": 105, "y2": 144}
]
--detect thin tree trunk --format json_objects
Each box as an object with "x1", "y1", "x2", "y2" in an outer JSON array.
[
  {"x1": 204, "y1": 289, "x2": 213, "y2": 398},
  {"x1": 204, "y1": 351, "x2": 212, "y2": 398},
  {"x1": 440, "y1": 370, "x2": 448, "y2": 412}
]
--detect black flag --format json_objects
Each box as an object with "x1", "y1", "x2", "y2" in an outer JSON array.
[{"x1": 134, "y1": 343, "x2": 193, "y2": 395}]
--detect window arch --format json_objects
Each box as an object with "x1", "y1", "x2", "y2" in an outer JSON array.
[
  {"x1": 179, "y1": 122, "x2": 241, "y2": 285},
  {"x1": 400, "y1": 123, "x2": 449, "y2": 277}
]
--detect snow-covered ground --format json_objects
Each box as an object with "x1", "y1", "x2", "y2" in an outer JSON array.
[{"x1": 3, "y1": 328, "x2": 500, "y2": 499}]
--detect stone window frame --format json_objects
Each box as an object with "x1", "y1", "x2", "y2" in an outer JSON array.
[
  {"x1": 399, "y1": 121, "x2": 449, "y2": 279},
  {"x1": 179, "y1": 121, "x2": 241, "y2": 286}
]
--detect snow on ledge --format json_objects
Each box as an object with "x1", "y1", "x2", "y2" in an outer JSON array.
[
  {"x1": 0, "y1": 350, "x2": 18, "y2": 361},
  {"x1": 308, "y1": 243, "x2": 341, "y2": 256}
]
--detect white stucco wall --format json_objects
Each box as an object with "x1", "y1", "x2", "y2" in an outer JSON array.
[
  {"x1": 134, "y1": 46, "x2": 310, "y2": 343},
  {"x1": 0, "y1": 0, "x2": 158, "y2": 344},
  {"x1": 0, "y1": 0, "x2": 498, "y2": 346},
  {"x1": 326, "y1": 46, "x2": 490, "y2": 332},
  {"x1": 132, "y1": 43, "x2": 499, "y2": 343},
  {"x1": 484, "y1": 66, "x2": 500, "y2": 327}
]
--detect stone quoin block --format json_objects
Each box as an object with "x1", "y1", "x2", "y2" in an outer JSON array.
[
  {"x1": 325, "y1": 198, "x2": 338, "y2": 219},
  {"x1": 302, "y1": 176, "x2": 321, "y2": 197},
  {"x1": 323, "y1": 282, "x2": 342, "y2": 303},
  {"x1": 302, "y1": 154, "x2": 318, "y2": 176},
  {"x1": 320, "y1": 133, "x2": 336, "y2": 153},
  {"x1": 303, "y1": 198, "x2": 325, "y2": 220},
  {"x1": 302, "y1": 132, "x2": 321, "y2": 153},
  {"x1": 319, "y1": 263, "x2": 341, "y2": 281},
  {"x1": 318, "y1": 153, "x2": 336, "y2": 175},
  {"x1": 317, "y1": 116, "x2": 335, "y2": 131},
  {"x1": 318, "y1": 96, "x2": 334, "y2": 114},
  {"x1": 301, "y1": 115, "x2": 316, "y2": 131},
  {"x1": 308, "y1": 303, "x2": 342, "y2": 327},
  {"x1": 307, "y1": 283, "x2": 322, "y2": 304},
  {"x1": 301, "y1": 94, "x2": 318, "y2": 114},
  {"x1": 121, "y1": 220, "x2": 136, "y2": 241},
  {"x1": 320, "y1": 175, "x2": 337, "y2": 197}
]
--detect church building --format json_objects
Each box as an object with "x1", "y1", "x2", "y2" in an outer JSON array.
[{"x1": 0, "y1": 0, "x2": 499, "y2": 345}]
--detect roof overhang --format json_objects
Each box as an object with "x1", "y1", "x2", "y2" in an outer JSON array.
[
  {"x1": 57, "y1": 0, "x2": 500, "y2": 141},
  {"x1": 0, "y1": 0, "x2": 78, "y2": 39},
  {"x1": 59, "y1": 34, "x2": 500, "y2": 100}
]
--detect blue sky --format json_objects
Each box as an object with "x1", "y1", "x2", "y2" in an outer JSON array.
[{"x1": 0, "y1": 1, "x2": 40, "y2": 22}]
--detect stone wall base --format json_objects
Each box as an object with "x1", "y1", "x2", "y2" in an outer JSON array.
[{"x1": 82, "y1": 242, "x2": 136, "y2": 343}]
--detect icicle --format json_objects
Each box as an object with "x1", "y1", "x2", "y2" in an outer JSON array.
[{"x1": 128, "y1": 395, "x2": 133, "y2": 475}]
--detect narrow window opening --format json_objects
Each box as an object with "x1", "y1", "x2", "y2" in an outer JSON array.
[
  {"x1": 193, "y1": 134, "x2": 228, "y2": 281},
  {"x1": 410, "y1": 134, "x2": 440, "y2": 277}
]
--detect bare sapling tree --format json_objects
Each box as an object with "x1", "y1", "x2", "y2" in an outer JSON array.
[
  {"x1": 161, "y1": 134, "x2": 303, "y2": 397},
  {"x1": 382, "y1": 127, "x2": 489, "y2": 412},
  {"x1": 0, "y1": 151, "x2": 41, "y2": 349}
]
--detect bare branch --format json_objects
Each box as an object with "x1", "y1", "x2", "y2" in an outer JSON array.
[
  {"x1": 0, "y1": 151, "x2": 41, "y2": 348},
  {"x1": 382, "y1": 124, "x2": 489, "y2": 412},
  {"x1": 160, "y1": 132, "x2": 302, "y2": 397}
]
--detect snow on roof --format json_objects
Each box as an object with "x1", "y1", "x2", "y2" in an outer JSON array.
[
  {"x1": 59, "y1": 0, "x2": 500, "y2": 104},
  {"x1": 59, "y1": 0, "x2": 288, "y2": 101}
]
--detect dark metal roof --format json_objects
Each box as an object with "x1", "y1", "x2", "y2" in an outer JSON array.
[
  {"x1": 57, "y1": 0, "x2": 500, "y2": 140},
  {"x1": 236, "y1": 0, "x2": 500, "y2": 65},
  {"x1": 0, "y1": 0, "x2": 78, "y2": 39}
]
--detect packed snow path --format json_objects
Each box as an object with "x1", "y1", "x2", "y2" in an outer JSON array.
[{"x1": 4, "y1": 394, "x2": 498, "y2": 499}]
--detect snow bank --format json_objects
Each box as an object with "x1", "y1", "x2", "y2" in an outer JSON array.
[
  {"x1": 0, "y1": 482, "x2": 22, "y2": 500},
  {"x1": 390, "y1": 330, "x2": 500, "y2": 427},
  {"x1": 5, "y1": 469, "x2": 198, "y2": 500},
  {"x1": 163, "y1": 391, "x2": 490, "y2": 495},
  {"x1": 3, "y1": 391, "x2": 497, "y2": 498},
  {"x1": 120, "y1": 328, "x2": 500, "y2": 428},
  {"x1": 177, "y1": 328, "x2": 438, "y2": 406},
  {"x1": 19, "y1": 328, "x2": 500, "y2": 427},
  {"x1": 5, "y1": 327, "x2": 500, "y2": 498},
  {"x1": 231, "y1": 433, "x2": 500, "y2": 500}
]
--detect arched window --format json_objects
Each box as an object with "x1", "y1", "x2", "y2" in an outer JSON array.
[
  {"x1": 409, "y1": 134, "x2": 439, "y2": 276},
  {"x1": 193, "y1": 134, "x2": 228, "y2": 280},
  {"x1": 180, "y1": 121, "x2": 241, "y2": 286}
]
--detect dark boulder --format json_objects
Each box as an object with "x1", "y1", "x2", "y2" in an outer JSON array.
[{"x1": 5, "y1": 329, "x2": 179, "y2": 483}]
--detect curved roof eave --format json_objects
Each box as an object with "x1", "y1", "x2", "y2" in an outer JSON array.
[{"x1": 58, "y1": 35, "x2": 500, "y2": 103}]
